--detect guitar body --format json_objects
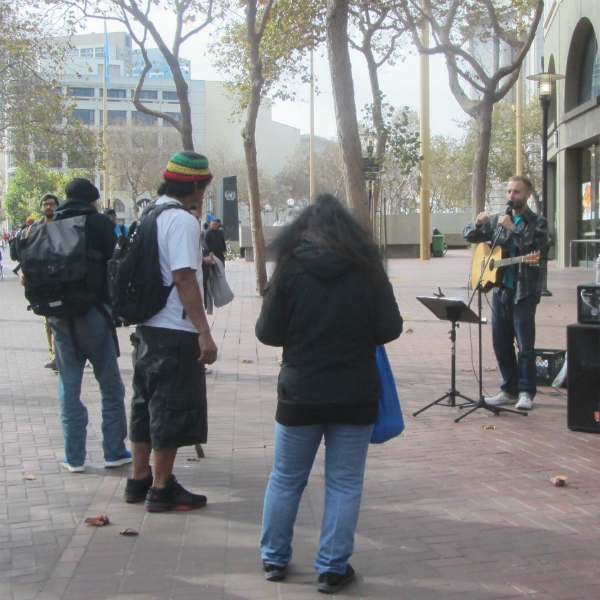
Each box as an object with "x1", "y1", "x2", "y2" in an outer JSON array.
[{"x1": 472, "y1": 244, "x2": 505, "y2": 292}]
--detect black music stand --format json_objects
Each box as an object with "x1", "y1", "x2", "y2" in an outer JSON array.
[{"x1": 412, "y1": 296, "x2": 479, "y2": 417}]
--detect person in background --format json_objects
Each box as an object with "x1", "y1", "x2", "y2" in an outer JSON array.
[
  {"x1": 104, "y1": 208, "x2": 129, "y2": 239},
  {"x1": 204, "y1": 218, "x2": 226, "y2": 267}
]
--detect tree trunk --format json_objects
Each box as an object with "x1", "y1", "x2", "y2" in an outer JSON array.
[
  {"x1": 242, "y1": 0, "x2": 269, "y2": 296},
  {"x1": 326, "y1": 0, "x2": 369, "y2": 223},
  {"x1": 365, "y1": 49, "x2": 387, "y2": 224},
  {"x1": 470, "y1": 97, "x2": 494, "y2": 218}
]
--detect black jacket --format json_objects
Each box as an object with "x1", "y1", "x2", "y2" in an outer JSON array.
[
  {"x1": 53, "y1": 199, "x2": 117, "y2": 302},
  {"x1": 204, "y1": 227, "x2": 226, "y2": 262},
  {"x1": 255, "y1": 242, "x2": 402, "y2": 426}
]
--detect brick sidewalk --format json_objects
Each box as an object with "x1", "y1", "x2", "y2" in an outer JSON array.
[{"x1": 1, "y1": 251, "x2": 599, "y2": 600}]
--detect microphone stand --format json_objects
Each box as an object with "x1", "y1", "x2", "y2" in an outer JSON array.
[{"x1": 454, "y1": 205, "x2": 527, "y2": 423}]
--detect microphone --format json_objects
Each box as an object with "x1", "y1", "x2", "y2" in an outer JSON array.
[{"x1": 504, "y1": 200, "x2": 514, "y2": 215}]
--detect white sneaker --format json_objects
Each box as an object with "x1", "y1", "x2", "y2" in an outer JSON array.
[
  {"x1": 61, "y1": 459, "x2": 85, "y2": 473},
  {"x1": 205, "y1": 366, "x2": 213, "y2": 374},
  {"x1": 515, "y1": 392, "x2": 533, "y2": 410},
  {"x1": 485, "y1": 391, "x2": 518, "y2": 406}
]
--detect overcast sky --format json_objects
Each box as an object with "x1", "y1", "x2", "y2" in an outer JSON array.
[{"x1": 91, "y1": 14, "x2": 467, "y2": 141}]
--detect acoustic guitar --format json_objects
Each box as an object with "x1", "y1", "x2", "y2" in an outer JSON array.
[{"x1": 471, "y1": 243, "x2": 540, "y2": 292}]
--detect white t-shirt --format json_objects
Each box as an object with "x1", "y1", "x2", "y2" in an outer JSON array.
[{"x1": 144, "y1": 196, "x2": 203, "y2": 332}]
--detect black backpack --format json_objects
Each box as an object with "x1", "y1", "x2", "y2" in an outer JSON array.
[
  {"x1": 107, "y1": 200, "x2": 185, "y2": 325},
  {"x1": 20, "y1": 216, "x2": 104, "y2": 317}
]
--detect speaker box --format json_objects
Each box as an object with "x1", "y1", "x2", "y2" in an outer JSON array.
[
  {"x1": 567, "y1": 324, "x2": 600, "y2": 433},
  {"x1": 577, "y1": 283, "x2": 600, "y2": 324}
]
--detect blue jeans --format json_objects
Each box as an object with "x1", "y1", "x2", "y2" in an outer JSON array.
[
  {"x1": 260, "y1": 422, "x2": 373, "y2": 574},
  {"x1": 492, "y1": 290, "x2": 537, "y2": 398},
  {"x1": 50, "y1": 306, "x2": 127, "y2": 467}
]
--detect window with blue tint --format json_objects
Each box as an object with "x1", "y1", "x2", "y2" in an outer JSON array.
[
  {"x1": 163, "y1": 91, "x2": 178, "y2": 101},
  {"x1": 68, "y1": 87, "x2": 94, "y2": 97},
  {"x1": 100, "y1": 88, "x2": 127, "y2": 98},
  {"x1": 578, "y1": 30, "x2": 600, "y2": 105},
  {"x1": 72, "y1": 109, "x2": 95, "y2": 125},
  {"x1": 139, "y1": 90, "x2": 158, "y2": 100}
]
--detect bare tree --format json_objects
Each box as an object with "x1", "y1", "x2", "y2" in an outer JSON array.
[
  {"x1": 54, "y1": 0, "x2": 215, "y2": 150},
  {"x1": 395, "y1": 0, "x2": 544, "y2": 216},
  {"x1": 107, "y1": 122, "x2": 181, "y2": 216},
  {"x1": 327, "y1": 0, "x2": 369, "y2": 223}
]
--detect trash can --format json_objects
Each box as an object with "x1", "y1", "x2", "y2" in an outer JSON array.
[{"x1": 431, "y1": 234, "x2": 445, "y2": 257}]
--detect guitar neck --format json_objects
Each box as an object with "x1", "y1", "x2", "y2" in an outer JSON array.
[{"x1": 491, "y1": 255, "x2": 527, "y2": 269}]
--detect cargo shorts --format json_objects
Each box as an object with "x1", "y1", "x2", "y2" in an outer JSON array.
[{"x1": 129, "y1": 326, "x2": 207, "y2": 449}]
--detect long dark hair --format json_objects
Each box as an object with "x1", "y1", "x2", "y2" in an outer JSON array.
[{"x1": 269, "y1": 194, "x2": 388, "y2": 289}]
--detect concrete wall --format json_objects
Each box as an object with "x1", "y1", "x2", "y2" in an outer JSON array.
[{"x1": 240, "y1": 212, "x2": 471, "y2": 260}]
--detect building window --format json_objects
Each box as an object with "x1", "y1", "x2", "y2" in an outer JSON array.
[
  {"x1": 99, "y1": 88, "x2": 127, "y2": 99},
  {"x1": 113, "y1": 199, "x2": 125, "y2": 212},
  {"x1": 100, "y1": 110, "x2": 127, "y2": 125},
  {"x1": 578, "y1": 31, "x2": 600, "y2": 105},
  {"x1": 68, "y1": 87, "x2": 94, "y2": 97},
  {"x1": 139, "y1": 90, "x2": 158, "y2": 100},
  {"x1": 132, "y1": 111, "x2": 158, "y2": 125},
  {"x1": 163, "y1": 91, "x2": 178, "y2": 101},
  {"x1": 95, "y1": 47, "x2": 104, "y2": 58},
  {"x1": 72, "y1": 109, "x2": 95, "y2": 125},
  {"x1": 163, "y1": 112, "x2": 182, "y2": 127},
  {"x1": 80, "y1": 48, "x2": 94, "y2": 58},
  {"x1": 36, "y1": 151, "x2": 63, "y2": 168}
]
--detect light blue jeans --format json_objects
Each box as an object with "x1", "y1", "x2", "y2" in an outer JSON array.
[
  {"x1": 260, "y1": 422, "x2": 373, "y2": 574},
  {"x1": 50, "y1": 306, "x2": 127, "y2": 467}
]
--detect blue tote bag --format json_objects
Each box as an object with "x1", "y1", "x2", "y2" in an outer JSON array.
[{"x1": 370, "y1": 345, "x2": 404, "y2": 444}]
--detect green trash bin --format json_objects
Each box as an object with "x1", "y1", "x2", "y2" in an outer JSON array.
[{"x1": 431, "y1": 234, "x2": 445, "y2": 257}]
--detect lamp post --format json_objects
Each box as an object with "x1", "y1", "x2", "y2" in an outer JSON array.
[{"x1": 526, "y1": 71, "x2": 565, "y2": 297}]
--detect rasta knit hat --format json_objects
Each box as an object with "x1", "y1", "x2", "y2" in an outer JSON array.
[
  {"x1": 164, "y1": 151, "x2": 212, "y2": 183},
  {"x1": 64, "y1": 178, "x2": 100, "y2": 203}
]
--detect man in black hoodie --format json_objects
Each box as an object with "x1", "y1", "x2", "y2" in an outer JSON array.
[{"x1": 50, "y1": 178, "x2": 130, "y2": 473}]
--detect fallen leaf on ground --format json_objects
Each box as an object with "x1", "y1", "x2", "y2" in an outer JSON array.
[
  {"x1": 482, "y1": 425, "x2": 496, "y2": 430},
  {"x1": 406, "y1": 328, "x2": 414, "y2": 333},
  {"x1": 462, "y1": 368, "x2": 471, "y2": 372},
  {"x1": 241, "y1": 359, "x2": 254, "y2": 363},
  {"x1": 85, "y1": 514, "x2": 109, "y2": 527},
  {"x1": 186, "y1": 458, "x2": 197, "y2": 462},
  {"x1": 119, "y1": 528, "x2": 138, "y2": 536},
  {"x1": 550, "y1": 475, "x2": 567, "y2": 487},
  {"x1": 23, "y1": 475, "x2": 37, "y2": 481},
  {"x1": 484, "y1": 366, "x2": 499, "y2": 371}
]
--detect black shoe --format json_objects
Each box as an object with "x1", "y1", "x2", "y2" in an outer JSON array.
[
  {"x1": 145, "y1": 474, "x2": 207, "y2": 512},
  {"x1": 124, "y1": 468, "x2": 153, "y2": 503},
  {"x1": 263, "y1": 561, "x2": 287, "y2": 582},
  {"x1": 317, "y1": 565, "x2": 355, "y2": 594}
]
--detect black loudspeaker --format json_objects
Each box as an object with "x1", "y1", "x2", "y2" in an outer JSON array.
[
  {"x1": 215, "y1": 176, "x2": 239, "y2": 241},
  {"x1": 567, "y1": 324, "x2": 600, "y2": 433}
]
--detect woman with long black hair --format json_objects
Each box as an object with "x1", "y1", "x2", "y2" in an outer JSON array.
[{"x1": 256, "y1": 194, "x2": 402, "y2": 594}]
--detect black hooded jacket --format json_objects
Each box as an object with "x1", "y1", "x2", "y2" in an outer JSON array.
[
  {"x1": 53, "y1": 199, "x2": 117, "y2": 302},
  {"x1": 255, "y1": 241, "x2": 403, "y2": 426}
]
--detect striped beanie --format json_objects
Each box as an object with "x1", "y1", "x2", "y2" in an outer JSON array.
[{"x1": 164, "y1": 151, "x2": 212, "y2": 183}]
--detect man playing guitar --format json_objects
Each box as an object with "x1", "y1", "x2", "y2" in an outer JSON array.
[{"x1": 463, "y1": 176, "x2": 551, "y2": 411}]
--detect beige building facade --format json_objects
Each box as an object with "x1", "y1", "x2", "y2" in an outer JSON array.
[{"x1": 544, "y1": 0, "x2": 600, "y2": 267}]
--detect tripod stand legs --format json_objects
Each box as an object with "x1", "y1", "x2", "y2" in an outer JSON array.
[{"x1": 454, "y1": 396, "x2": 528, "y2": 423}]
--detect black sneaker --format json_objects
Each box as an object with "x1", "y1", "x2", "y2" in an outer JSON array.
[
  {"x1": 263, "y1": 561, "x2": 287, "y2": 582},
  {"x1": 317, "y1": 565, "x2": 355, "y2": 594},
  {"x1": 145, "y1": 474, "x2": 207, "y2": 512},
  {"x1": 124, "y1": 469, "x2": 153, "y2": 503}
]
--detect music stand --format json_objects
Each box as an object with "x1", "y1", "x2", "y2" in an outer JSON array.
[{"x1": 412, "y1": 296, "x2": 479, "y2": 417}]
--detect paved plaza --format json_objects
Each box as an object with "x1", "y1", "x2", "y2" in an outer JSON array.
[{"x1": 1, "y1": 250, "x2": 599, "y2": 600}]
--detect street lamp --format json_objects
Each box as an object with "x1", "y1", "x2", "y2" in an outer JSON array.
[
  {"x1": 526, "y1": 70, "x2": 565, "y2": 296},
  {"x1": 526, "y1": 71, "x2": 565, "y2": 219}
]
